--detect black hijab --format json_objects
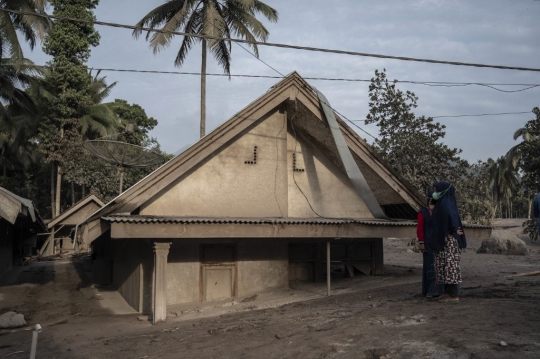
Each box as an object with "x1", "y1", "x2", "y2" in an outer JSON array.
[{"x1": 430, "y1": 181, "x2": 467, "y2": 252}]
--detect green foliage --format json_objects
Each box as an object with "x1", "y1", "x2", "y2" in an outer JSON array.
[
  {"x1": 0, "y1": 59, "x2": 44, "y2": 181},
  {"x1": 515, "y1": 107, "x2": 540, "y2": 241},
  {"x1": 0, "y1": 0, "x2": 51, "y2": 66},
  {"x1": 134, "y1": 0, "x2": 279, "y2": 137},
  {"x1": 108, "y1": 99, "x2": 158, "y2": 145},
  {"x1": 523, "y1": 218, "x2": 538, "y2": 242},
  {"x1": 41, "y1": 0, "x2": 100, "y2": 122},
  {"x1": 486, "y1": 156, "x2": 521, "y2": 219},
  {"x1": 365, "y1": 69, "x2": 491, "y2": 225},
  {"x1": 457, "y1": 161, "x2": 493, "y2": 225},
  {"x1": 519, "y1": 108, "x2": 540, "y2": 192},
  {"x1": 133, "y1": 0, "x2": 278, "y2": 71}
]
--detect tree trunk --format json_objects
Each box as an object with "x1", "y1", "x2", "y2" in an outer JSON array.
[
  {"x1": 51, "y1": 165, "x2": 55, "y2": 218},
  {"x1": 55, "y1": 165, "x2": 62, "y2": 217},
  {"x1": 55, "y1": 126, "x2": 64, "y2": 218},
  {"x1": 82, "y1": 184, "x2": 86, "y2": 198},
  {"x1": 71, "y1": 181, "x2": 75, "y2": 206},
  {"x1": 200, "y1": 38, "x2": 207, "y2": 138},
  {"x1": 528, "y1": 197, "x2": 532, "y2": 219}
]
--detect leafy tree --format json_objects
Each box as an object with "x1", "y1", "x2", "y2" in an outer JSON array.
[
  {"x1": 108, "y1": 98, "x2": 158, "y2": 145},
  {"x1": 365, "y1": 69, "x2": 469, "y2": 193},
  {"x1": 365, "y1": 69, "x2": 491, "y2": 225},
  {"x1": 0, "y1": 0, "x2": 51, "y2": 67},
  {"x1": 0, "y1": 58, "x2": 43, "y2": 173},
  {"x1": 516, "y1": 108, "x2": 540, "y2": 240},
  {"x1": 458, "y1": 161, "x2": 493, "y2": 225},
  {"x1": 37, "y1": 0, "x2": 113, "y2": 217},
  {"x1": 486, "y1": 156, "x2": 520, "y2": 218},
  {"x1": 133, "y1": 0, "x2": 278, "y2": 138}
]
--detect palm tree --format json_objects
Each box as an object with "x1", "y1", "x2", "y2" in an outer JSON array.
[
  {"x1": 0, "y1": 58, "x2": 43, "y2": 174},
  {"x1": 0, "y1": 0, "x2": 50, "y2": 67},
  {"x1": 27, "y1": 68, "x2": 118, "y2": 216},
  {"x1": 81, "y1": 70, "x2": 119, "y2": 137},
  {"x1": 506, "y1": 111, "x2": 540, "y2": 218},
  {"x1": 487, "y1": 156, "x2": 520, "y2": 218},
  {"x1": 133, "y1": 0, "x2": 278, "y2": 138}
]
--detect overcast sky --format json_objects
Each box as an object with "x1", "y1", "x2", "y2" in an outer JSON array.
[{"x1": 21, "y1": 0, "x2": 540, "y2": 163}]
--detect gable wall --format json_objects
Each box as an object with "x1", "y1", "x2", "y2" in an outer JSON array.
[
  {"x1": 141, "y1": 103, "x2": 374, "y2": 219},
  {"x1": 141, "y1": 109, "x2": 289, "y2": 217},
  {"x1": 59, "y1": 202, "x2": 101, "y2": 226},
  {"x1": 286, "y1": 129, "x2": 373, "y2": 218}
]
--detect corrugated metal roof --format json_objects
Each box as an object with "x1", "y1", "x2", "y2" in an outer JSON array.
[
  {"x1": 102, "y1": 215, "x2": 417, "y2": 226},
  {"x1": 102, "y1": 215, "x2": 490, "y2": 229}
]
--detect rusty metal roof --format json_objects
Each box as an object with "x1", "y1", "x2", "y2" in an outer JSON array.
[
  {"x1": 102, "y1": 215, "x2": 417, "y2": 226},
  {"x1": 102, "y1": 215, "x2": 490, "y2": 229}
]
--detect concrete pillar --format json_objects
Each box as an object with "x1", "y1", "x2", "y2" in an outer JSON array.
[{"x1": 152, "y1": 241, "x2": 171, "y2": 324}]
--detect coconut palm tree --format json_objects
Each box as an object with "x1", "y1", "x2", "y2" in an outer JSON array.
[
  {"x1": 81, "y1": 70, "x2": 119, "y2": 137},
  {"x1": 0, "y1": 0, "x2": 50, "y2": 67},
  {"x1": 487, "y1": 156, "x2": 520, "y2": 218},
  {"x1": 0, "y1": 58, "x2": 43, "y2": 174},
  {"x1": 133, "y1": 0, "x2": 278, "y2": 138},
  {"x1": 506, "y1": 126, "x2": 535, "y2": 170}
]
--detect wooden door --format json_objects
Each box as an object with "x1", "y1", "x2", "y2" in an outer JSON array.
[{"x1": 201, "y1": 245, "x2": 236, "y2": 301}]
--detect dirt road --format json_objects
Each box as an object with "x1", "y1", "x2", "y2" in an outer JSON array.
[{"x1": 1, "y1": 219, "x2": 539, "y2": 358}]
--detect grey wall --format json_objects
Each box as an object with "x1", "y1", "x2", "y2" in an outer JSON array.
[
  {"x1": 112, "y1": 239, "x2": 153, "y2": 313},
  {"x1": 237, "y1": 239, "x2": 288, "y2": 295},
  {"x1": 167, "y1": 241, "x2": 200, "y2": 305}
]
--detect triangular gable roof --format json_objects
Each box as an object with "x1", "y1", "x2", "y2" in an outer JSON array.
[
  {"x1": 48, "y1": 194, "x2": 104, "y2": 229},
  {"x1": 82, "y1": 72, "x2": 424, "y2": 225},
  {"x1": 0, "y1": 187, "x2": 37, "y2": 225}
]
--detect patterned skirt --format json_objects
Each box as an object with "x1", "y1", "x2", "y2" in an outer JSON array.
[{"x1": 435, "y1": 235, "x2": 462, "y2": 285}]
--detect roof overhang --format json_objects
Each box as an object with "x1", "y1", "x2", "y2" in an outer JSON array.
[
  {"x1": 48, "y1": 194, "x2": 104, "y2": 229},
  {"x1": 0, "y1": 187, "x2": 38, "y2": 225},
  {"x1": 102, "y1": 215, "x2": 492, "y2": 240}
]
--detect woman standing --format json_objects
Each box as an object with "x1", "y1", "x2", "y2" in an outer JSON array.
[
  {"x1": 417, "y1": 190, "x2": 444, "y2": 298},
  {"x1": 430, "y1": 181, "x2": 466, "y2": 303}
]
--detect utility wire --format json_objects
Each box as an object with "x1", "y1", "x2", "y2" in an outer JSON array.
[
  {"x1": 3, "y1": 8, "x2": 540, "y2": 73},
  {"x1": 351, "y1": 111, "x2": 533, "y2": 121},
  {"x1": 4, "y1": 63, "x2": 540, "y2": 90},
  {"x1": 234, "y1": 42, "x2": 285, "y2": 77},
  {"x1": 432, "y1": 111, "x2": 532, "y2": 119}
]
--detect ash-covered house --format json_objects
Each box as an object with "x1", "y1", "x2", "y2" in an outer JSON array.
[
  {"x1": 78, "y1": 72, "x2": 490, "y2": 323},
  {"x1": 39, "y1": 194, "x2": 104, "y2": 256},
  {"x1": 0, "y1": 187, "x2": 45, "y2": 275}
]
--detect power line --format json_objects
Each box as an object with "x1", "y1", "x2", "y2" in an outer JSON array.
[
  {"x1": 234, "y1": 42, "x2": 285, "y2": 77},
  {"x1": 4, "y1": 63, "x2": 540, "y2": 90},
  {"x1": 351, "y1": 111, "x2": 533, "y2": 121},
  {"x1": 432, "y1": 111, "x2": 532, "y2": 119},
  {"x1": 3, "y1": 8, "x2": 540, "y2": 73}
]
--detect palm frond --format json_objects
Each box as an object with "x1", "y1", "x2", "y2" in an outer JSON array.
[{"x1": 174, "y1": 11, "x2": 202, "y2": 67}]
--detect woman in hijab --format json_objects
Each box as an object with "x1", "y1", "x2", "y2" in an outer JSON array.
[
  {"x1": 417, "y1": 190, "x2": 444, "y2": 298},
  {"x1": 430, "y1": 181, "x2": 466, "y2": 303}
]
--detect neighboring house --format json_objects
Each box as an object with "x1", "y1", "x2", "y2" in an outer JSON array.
[
  {"x1": 0, "y1": 187, "x2": 45, "y2": 275},
  {"x1": 39, "y1": 194, "x2": 104, "y2": 256},
  {"x1": 78, "y1": 72, "x2": 491, "y2": 323}
]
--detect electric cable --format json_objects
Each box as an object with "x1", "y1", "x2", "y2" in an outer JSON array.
[
  {"x1": 432, "y1": 111, "x2": 533, "y2": 119},
  {"x1": 3, "y1": 8, "x2": 540, "y2": 72},
  {"x1": 350, "y1": 111, "x2": 534, "y2": 121},
  {"x1": 4, "y1": 63, "x2": 540, "y2": 91}
]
